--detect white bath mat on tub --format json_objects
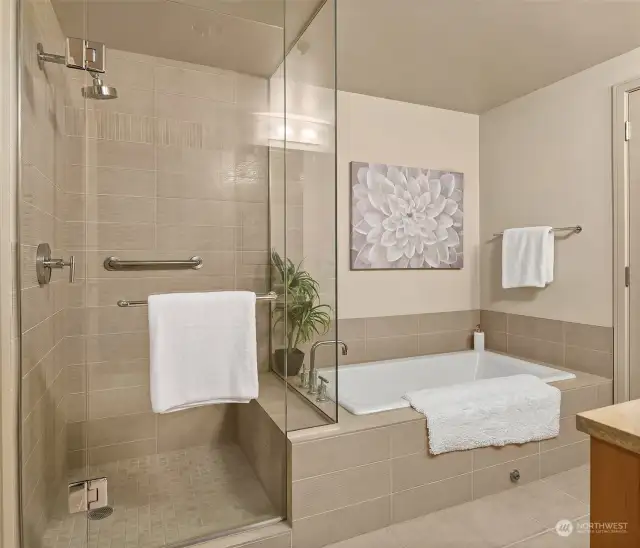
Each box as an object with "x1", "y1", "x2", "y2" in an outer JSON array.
[{"x1": 403, "y1": 374, "x2": 560, "y2": 455}]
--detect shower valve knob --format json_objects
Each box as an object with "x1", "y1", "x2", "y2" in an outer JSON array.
[{"x1": 36, "y1": 243, "x2": 76, "y2": 285}]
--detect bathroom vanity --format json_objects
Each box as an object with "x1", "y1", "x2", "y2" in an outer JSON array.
[{"x1": 577, "y1": 401, "x2": 640, "y2": 547}]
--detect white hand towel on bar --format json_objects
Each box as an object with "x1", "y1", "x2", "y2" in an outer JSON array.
[
  {"x1": 403, "y1": 375, "x2": 560, "y2": 455},
  {"x1": 148, "y1": 291, "x2": 259, "y2": 414},
  {"x1": 502, "y1": 226, "x2": 554, "y2": 288}
]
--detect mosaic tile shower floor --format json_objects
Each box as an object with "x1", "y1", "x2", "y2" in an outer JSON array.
[{"x1": 42, "y1": 444, "x2": 279, "y2": 548}]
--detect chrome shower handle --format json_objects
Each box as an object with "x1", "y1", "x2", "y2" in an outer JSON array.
[
  {"x1": 44, "y1": 256, "x2": 75, "y2": 283},
  {"x1": 36, "y1": 243, "x2": 76, "y2": 285}
]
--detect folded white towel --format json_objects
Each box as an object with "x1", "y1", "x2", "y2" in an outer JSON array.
[
  {"x1": 502, "y1": 226, "x2": 554, "y2": 288},
  {"x1": 148, "y1": 291, "x2": 259, "y2": 414},
  {"x1": 403, "y1": 374, "x2": 560, "y2": 455}
]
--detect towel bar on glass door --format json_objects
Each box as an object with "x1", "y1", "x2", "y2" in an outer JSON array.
[
  {"x1": 493, "y1": 225, "x2": 582, "y2": 237},
  {"x1": 104, "y1": 256, "x2": 203, "y2": 271},
  {"x1": 116, "y1": 291, "x2": 279, "y2": 308}
]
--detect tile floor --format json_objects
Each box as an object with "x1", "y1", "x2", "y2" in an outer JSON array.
[
  {"x1": 42, "y1": 444, "x2": 279, "y2": 548},
  {"x1": 325, "y1": 465, "x2": 591, "y2": 548}
]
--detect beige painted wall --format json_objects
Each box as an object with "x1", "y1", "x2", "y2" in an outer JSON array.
[
  {"x1": 337, "y1": 91, "x2": 480, "y2": 319},
  {"x1": 480, "y1": 46, "x2": 640, "y2": 327}
]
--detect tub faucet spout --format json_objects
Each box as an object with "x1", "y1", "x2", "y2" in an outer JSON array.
[{"x1": 308, "y1": 340, "x2": 348, "y2": 395}]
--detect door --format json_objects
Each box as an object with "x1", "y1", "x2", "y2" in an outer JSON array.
[{"x1": 627, "y1": 89, "x2": 640, "y2": 399}]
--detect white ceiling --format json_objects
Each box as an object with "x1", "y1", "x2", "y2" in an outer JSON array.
[{"x1": 51, "y1": 0, "x2": 640, "y2": 113}]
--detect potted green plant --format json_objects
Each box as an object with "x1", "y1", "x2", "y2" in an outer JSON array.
[{"x1": 271, "y1": 250, "x2": 332, "y2": 377}]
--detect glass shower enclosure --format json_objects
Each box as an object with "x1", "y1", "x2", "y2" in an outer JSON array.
[{"x1": 17, "y1": 0, "x2": 338, "y2": 546}]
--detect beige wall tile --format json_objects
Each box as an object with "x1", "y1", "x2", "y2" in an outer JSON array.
[
  {"x1": 565, "y1": 345, "x2": 613, "y2": 379},
  {"x1": 88, "y1": 439, "x2": 157, "y2": 466},
  {"x1": 156, "y1": 171, "x2": 233, "y2": 201},
  {"x1": 292, "y1": 428, "x2": 390, "y2": 480},
  {"x1": 84, "y1": 223, "x2": 156, "y2": 250},
  {"x1": 66, "y1": 306, "x2": 148, "y2": 336},
  {"x1": 418, "y1": 310, "x2": 479, "y2": 333},
  {"x1": 391, "y1": 473, "x2": 472, "y2": 524},
  {"x1": 67, "y1": 421, "x2": 86, "y2": 452},
  {"x1": 391, "y1": 450, "x2": 472, "y2": 492},
  {"x1": 564, "y1": 323, "x2": 613, "y2": 353},
  {"x1": 292, "y1": 496, "x2": 391, "y2": 548},
  {"x1": 480, "y1": 310, "x2": 507, "y2": 332},
  {"x1": 507, "y1": 314, "x2": 564, "y2": 343},
  {"x1": 21, "y1": 315, "x2": 54, "y2": 375},
  {"x1": 390, "y1": 420, "x2": 427, "y2": 458},
  {"x1": 22, "y1": 361, "x2": 46, "y2": 418},
  {"x1": 473, "y1": 442, "x2": 539, "y2": 470},
  {"x1": 560, "y1": 386, "x2": 598, "y2": 418},
  {"x1": 157, "y1": 405, "x2": 237, "y2": 452},
  {"x1": 157, "y1": 225, "x2": 235, "y2": 251},
  {"x1": 87, "y1": 413, "x2": 156, "y2": 447},
  {"x1": 596, "y1": 381, "x2": 613, "y2": 408},
  {"x1": 540, "y1": 416, "x2": 588, "y2": 452},
  {"x1": 88, "y1": 386, "x2": 152, "y2": 419},
  {"x1": 418, "y1": 330, "x2": 472, "y2": 355},
  {"x1": 156, "y1": 198, "x2": 239, "y2": 226},
  {"x1": 540, "y1": 441, "x2": 590, "y2": 478},
  {"x1": 472, "y1": 454, "x2": 540, "y2": 499},
  {"x1": 366, "y1": 335, "x2": 419, "y2": 362},
  {"x1": 154, "y1": 65, "x2": 235, "y2": 102},
  {"x1": 507, "y1": 334, "x2": 564, "y2": 367},
  {"x1": 365, "y1": 315, "x2": 419, "y2": 338},
  {"x1": 84, "y1": 138, "x2": 155, "y2": 170},
  {"x1": 68, "y1": 165, "x2": 156, "y2": 197},
  {"x1": 88, "y1": 359, "x2": 149, "y2": 391},
  {"x1": 85, "y1": 332, "x2": 149, "y2": 362},
  {"x1": 337, "y1": 319, "x2": 366, "y2": 341},
  {"x1": 291, "y1": 461, "x2": 390, "y2": 519},
  {"x1": 65, "y1": 393, "x2": 87, "y2": 423},
  {"x1": 485, "y1": 331, "x2": 507, "y2": 352}
]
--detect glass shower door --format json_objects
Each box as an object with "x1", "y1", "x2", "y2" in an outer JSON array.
[{"x1": 18, "y1": 0, "x2": 91, "y2": 545}]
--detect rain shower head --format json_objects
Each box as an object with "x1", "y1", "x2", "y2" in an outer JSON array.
[{"x1": 82, "y1": 72, "x2": 118, "y2": 100}]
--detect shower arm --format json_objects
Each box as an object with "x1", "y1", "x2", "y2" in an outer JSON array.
[{"x1": 36, "y1": 46, "x2": 65, "y2": 66}]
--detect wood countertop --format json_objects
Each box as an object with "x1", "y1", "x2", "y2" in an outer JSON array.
[{"x1": 577, "y1": 399, "x2": 640, "y2": 456}]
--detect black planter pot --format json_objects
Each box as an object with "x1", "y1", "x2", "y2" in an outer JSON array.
[{"x1": 273, "y1": 348, "x2": 305, "y2": 377}]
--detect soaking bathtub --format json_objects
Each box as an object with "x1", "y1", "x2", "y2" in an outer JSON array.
[{"x1": 319, "y1": 350, "x2": 575, "y2": 415}]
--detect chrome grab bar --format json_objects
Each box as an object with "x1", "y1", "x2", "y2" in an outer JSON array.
[
  {"x1": 117, "y1": 291, "x2": 279, "y2": 308},
  {"x1": 104, "y1": 256, "x2": 203, "y2": 271},
  {"x1": 493, "y1": 225, "x2": 582, "y2": 237}
]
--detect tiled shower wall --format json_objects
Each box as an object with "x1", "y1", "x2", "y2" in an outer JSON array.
[
  {"x1": 480, "y1": 311, "x2": 614, "y2": 379},
  {"x1": 20, "y1": 0, "x2": 75, "y2": 544},
  {"x1": 60, "y1": 50, "x2": 271, "y2": 468}
]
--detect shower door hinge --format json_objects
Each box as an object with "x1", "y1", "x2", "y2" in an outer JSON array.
[
  {"x1": 68, "y1": 477, "x2": 108, "y2": 514},
  {"x1": 626, "y1": 266, "x2": 631, "y2": 287},
  {"x1": 626, "y1": 121, "x2": 632, "y2": 141},
  {"x1": 65, "y1": 37, "x2": 106, "y2": 73}
]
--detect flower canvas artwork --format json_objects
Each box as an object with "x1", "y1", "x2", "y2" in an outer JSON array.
[{"x1": 350, "y1": 162, "x2": 464, "y2": 270}]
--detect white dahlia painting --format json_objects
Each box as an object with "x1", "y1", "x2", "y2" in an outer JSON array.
[{"x1": 350, "y1": 162, "x2": 464, "y2": 270}]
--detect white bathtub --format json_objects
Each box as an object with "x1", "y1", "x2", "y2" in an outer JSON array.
[{"x1": 319, "y1": 350, "x2": 575, "y2": 415}]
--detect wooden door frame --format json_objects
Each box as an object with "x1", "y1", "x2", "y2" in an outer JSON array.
[{"x1": 613, "y1": 78, "x2": 640, "y2": 404}]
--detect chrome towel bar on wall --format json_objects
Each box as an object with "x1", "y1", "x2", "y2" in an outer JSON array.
[
  {"x1": 493, "y1": 225, "x2": 582, "y2": 237},
  {"x1": 104, "y1": 256, "x2": 203, "y2": 271},
  {"x1": 116, "y1": 291, "x2": 279, "y2": 308}
]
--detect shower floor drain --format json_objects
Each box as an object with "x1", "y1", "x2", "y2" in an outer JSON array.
[{"x1": 88, "y1": 506, "x2": 114, "y2": 520}]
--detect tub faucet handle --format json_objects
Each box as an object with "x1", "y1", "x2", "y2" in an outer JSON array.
[{"x1": 316, "y1": 376, "x2": 329, "y2": 403}]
